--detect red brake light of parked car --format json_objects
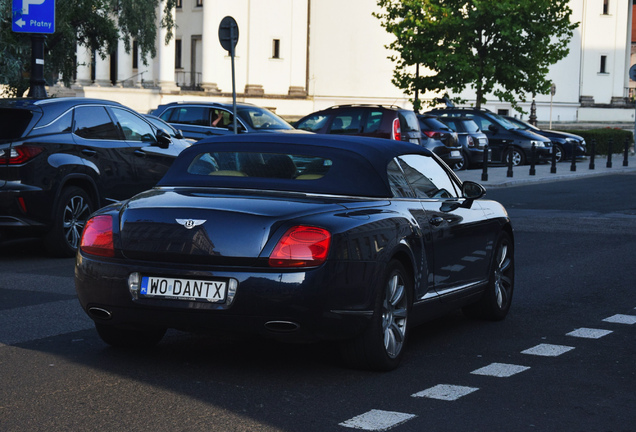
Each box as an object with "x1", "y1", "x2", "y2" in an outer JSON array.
[
  {"x1": 0, "y1": 145, "x2": 43, "y2": 164},
  {"x1": 391, "y1": 118, "x2": 401, "y2": 141},
  {"x1": 269, "y1": 226, "x2": 331, "y2": 268},
  {"x1": 80, "y1": 215, "x2": 115, "y2": 257},
  {"x1": 422, "y1": 131, "x2": 442, "y2": 139}
]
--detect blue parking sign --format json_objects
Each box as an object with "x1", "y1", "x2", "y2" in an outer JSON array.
[{"x1": 12, "y1": 0, "x2": 55, "y2": 34}]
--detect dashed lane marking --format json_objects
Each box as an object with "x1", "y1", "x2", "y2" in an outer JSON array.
[
  {"x1": 566, "y1": 328, "x2": 613, "y2": 339},
  {"x1": 471, "y1": 362, "x2": 530, "y2": 377},
  {"x1": 339, "y1": 410, "x2": 416, "y2": 431},
  {"x1": 521, "y1": 343, "x2": 575, "y2": 357},
  {"x1": 411, "y1": 384, "x2": 479, "y2": 401},
  {"x1": 603, "y1": 314, "x2": 636, "y2": 325}
]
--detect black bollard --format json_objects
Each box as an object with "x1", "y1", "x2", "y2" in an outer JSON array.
[
  {"x1": 550, "y1": 143, "x2": 557, "y2": 173},
  {"x1": 589, "y1": 138, "x2": 595, "y2": 170},
  {"x1": 506, "y1": 148, "x2": 514, "y2": 178},
  {"x1": 624, "y1": 137, "x2": 629, "y2": 167},
  {"x1": 607, "y1": 138, "x2": 613, "y2": 168},
  {"x1": 481, "y1": 144, "x2": 489, "y2": 182},
  {"x1": 570, "y1": 141, "x2": 577, "y2": 172},
  {"x1": 529, "y1": 144, "x2": 536, "y2": 175}
]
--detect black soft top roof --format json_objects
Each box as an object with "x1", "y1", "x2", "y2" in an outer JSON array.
[{"x1": 158, "y1": 134, "x2": 433, "y2": 198}]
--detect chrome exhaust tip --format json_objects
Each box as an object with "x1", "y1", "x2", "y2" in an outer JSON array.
[
  {"x1": 264, "y1": 321, "x2": 300, "y2": 333},
  {"x1": 88, "y1": 307, "x2": 112, "y2": 320}
]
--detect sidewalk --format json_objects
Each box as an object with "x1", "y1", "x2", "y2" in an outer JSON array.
[{"x1": 455, "y1": 153, "x2": 636, "y2": 188}]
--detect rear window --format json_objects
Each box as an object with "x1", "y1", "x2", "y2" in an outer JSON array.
[
  {"x1": 419, "y1": 117, "x2": 451, "y2": 131},
  {"x1": 187, "y1": 151, "x2": 332, "y2": 180},
  {"x1": 0, "y1": 108, "x2": 33, "y2": 140},
  {"x1": 398, "y1": 111, "x2": 420, "y2": 132}
]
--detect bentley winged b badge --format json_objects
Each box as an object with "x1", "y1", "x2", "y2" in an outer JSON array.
[{"x1": 176, "y1": 219, "x2": 206, "y2": 229}]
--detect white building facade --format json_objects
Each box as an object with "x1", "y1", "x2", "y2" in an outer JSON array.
[{"x1": 59, "y1": 0, "x2": 635, "y2": 123}]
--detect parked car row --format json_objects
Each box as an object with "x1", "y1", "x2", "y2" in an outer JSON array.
[{"x1": 0, "y1": 97, "x2": 585, "y2": 257}]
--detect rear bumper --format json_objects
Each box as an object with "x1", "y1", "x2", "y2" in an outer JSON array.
[{"x1": 75, "y1": 253, "x2": 380, "y2": 342}]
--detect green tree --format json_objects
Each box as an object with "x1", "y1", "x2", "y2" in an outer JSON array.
[
  {"x1": 374, "y1": 0, "x2": 578, "y2": 111},
  {"x1": 0, "y1": 0, "x2": 177, "y2": 97}
]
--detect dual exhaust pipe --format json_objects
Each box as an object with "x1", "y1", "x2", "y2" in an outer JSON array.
[{"x1": 88, "y1": 307, "x2": 299, "y2": 333}]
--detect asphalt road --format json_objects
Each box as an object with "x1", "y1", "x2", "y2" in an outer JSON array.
[{"x1": 1, "y1": 173, "x2": 635, "y2": 432}]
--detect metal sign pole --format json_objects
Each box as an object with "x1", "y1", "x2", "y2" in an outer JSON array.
[
  {"x1": 219, "y1": 16, "x2": 239, "y2": 134},
  {"x1": 230, "y1": 25, "x2": 237, "y2": 135}
]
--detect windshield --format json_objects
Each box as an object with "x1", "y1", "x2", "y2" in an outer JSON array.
[
  {"x1": 237, "y1": 107, "x2": 292, "y2": 131},
  {"x1": 488, "y1": 113, "x2": 519, "y2": 130}
]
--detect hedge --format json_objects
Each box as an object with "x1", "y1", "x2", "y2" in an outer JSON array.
[{"x1": 559, "y1": 128, "x2": 634, "y2": 155}]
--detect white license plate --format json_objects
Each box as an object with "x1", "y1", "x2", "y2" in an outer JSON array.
[
  {"x1": 450, "y1": 150, "x2": 461, "y2": 157},
  {"x1": 410, "y1": 138, "x2": 420, "y2": 144},
  {"x1": 140, "y1": 276, "x2": 227, "y2": 302}
]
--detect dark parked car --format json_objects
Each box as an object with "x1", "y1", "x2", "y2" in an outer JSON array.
[
  {"x1": 151, "y1": 101, "x2": 295, "y2": 140},
  {"x1": 0, "y1": 97, "x2": 184, "y2": 256},
  {"x1": 75, "y1": 134, "x2": 514, "y2": 371},
  {"x1": 295, "y1": 104, "x2": 422, "y2": 145},
  {"x1": 438, "y1": 116, "x2": 490, "y2": 170},
  {"x1": 503, "y1": 116, "x2": 586, "y2": 163},
  {"x1": 427, "y1": 107, "x2": 552, "y2": 166},
  {"x1": 417, "y1": 114, "x2": 463, "y2": 168}
]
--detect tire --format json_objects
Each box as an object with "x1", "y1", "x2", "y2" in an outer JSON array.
[
  {"x1": 504, "y1": 147, "x2": 525, "y2": 166},
  {"x1": 453, "y1": 151, "x2": 469, "y2": 170},
  {"x1": 340, "y1": 260, "x2": 412, "y2": 371},
  {"x1": 463, "y1": 231, "x2": 514, "y2": 321},
  {"x1": 44, "y1": 186, "x2": 94, "y2": 257},
  {"x1": 554, "y1": 144, "x2": 564, "y2": 163},
  {"x1": 95, "y1": 323, "x2": 166, "y2": 348}
]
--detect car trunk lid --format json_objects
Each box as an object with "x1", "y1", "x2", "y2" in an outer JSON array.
[{"x1": 119, "y1": 189, "x2": 349, "y2": 265}]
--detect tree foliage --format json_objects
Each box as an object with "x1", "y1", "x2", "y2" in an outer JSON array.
[
  {"x1": 374, "y1": 0, "x2": 578, "y2": 111},
  {"x1": 0, "y1": 0, "x2": 177, "y2": 97}
]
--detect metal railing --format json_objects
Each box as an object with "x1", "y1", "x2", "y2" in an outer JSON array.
[{"x1": 175, "y1": 71, "x2": 203, "y2": 91}]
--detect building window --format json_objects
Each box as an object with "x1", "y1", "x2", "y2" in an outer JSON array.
[
  {"x1": 272, "y1": 39, "x2": 280, "y2": 59},
  {"x1": 600, "y1": 55, "x2": 607, "y2": 73},
  {"x1": 196, "y1": 0, "x2": 203, "y2": 7},
  {"x1": 132, "y1": 40, "x2": 138, "y2": 69},
  {"x1": 602, "y1": 0, "x2": 609, "y2": 14},
  {"x1": 176, "y1": 0, "x2": 182, "y2": 8},
  {"x1": 175, "y1": 39, "x2": 182, "y2": 69}
]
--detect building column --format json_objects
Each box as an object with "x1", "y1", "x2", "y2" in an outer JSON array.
[
  {"x1": 117, "y1": 38, "x2": 134, "y2": 87},
  {"x1": 156, "y1": 0, "x2": 179, "y2": 93},
  {"x1": 200, "y1": 1, "x2": 220, "y2": 93},
  {"x1": 93, "y1": 53, "x2": 111, "y2": 87},
  {"x1": 74, "y1": 44, "x2": 92, "y2": 87}
]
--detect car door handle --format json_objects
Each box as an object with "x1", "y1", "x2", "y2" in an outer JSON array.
[
  {"x1": 81, "y1": 149, "x2": 97, "y2": 156},
  {"x1": 429, "y1": 216, "x2": 445, "y2": 226}
]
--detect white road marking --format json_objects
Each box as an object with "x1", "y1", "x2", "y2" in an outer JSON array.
[
  {"x1": 339, "y1": 410, "x2": 416, "y2": 431},
  {"x1": 603, "y1": 314, "x2": 636, "y2": 325},
  {"x1": 521, "y1": 343, "x2": 575, "y2": 357},
  {"x1": 471, "y1": 362, "x2": 530, "y2": 377},
  {"x1": 411, "y1": 384, "x2": 479, "y2": 401},
  {"x1": 566, "y1": 328, "x2": 613, "y2": 339}
]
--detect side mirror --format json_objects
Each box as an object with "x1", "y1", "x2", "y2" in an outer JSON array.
[
  {"x1": 462, "y1": 181, "x2": 486, "y2": 200},
  {"x1": 488, "y1": 124, "x2": 498, "y2": 134},
  {"x1": 156, "y1": 129, "x2": 171, "y2": 149},
  {"x1": 175, "y1": 129, "x2": 185, "y2": 139}
]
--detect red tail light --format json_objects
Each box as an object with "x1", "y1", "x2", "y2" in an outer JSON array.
[
  {"x1": 269, "y1": 226, "x2": 331, "y2": 268},
  {"x1": 422, "y1": 131, "x2": 442, "y2": 139},
  {"x1": 0, "y1": 145, "x2": 43, "y2": 164},
  {"x1": 80, "y1": 215, "x2": 115, "y2": 257},
  {"x1": 391, "y1": 118, "x2": 401, "y2": 141}
]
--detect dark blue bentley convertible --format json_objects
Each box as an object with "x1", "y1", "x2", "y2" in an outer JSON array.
[{"x1": 75, "y1": 134, "x2": 514, "y2": 371}]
